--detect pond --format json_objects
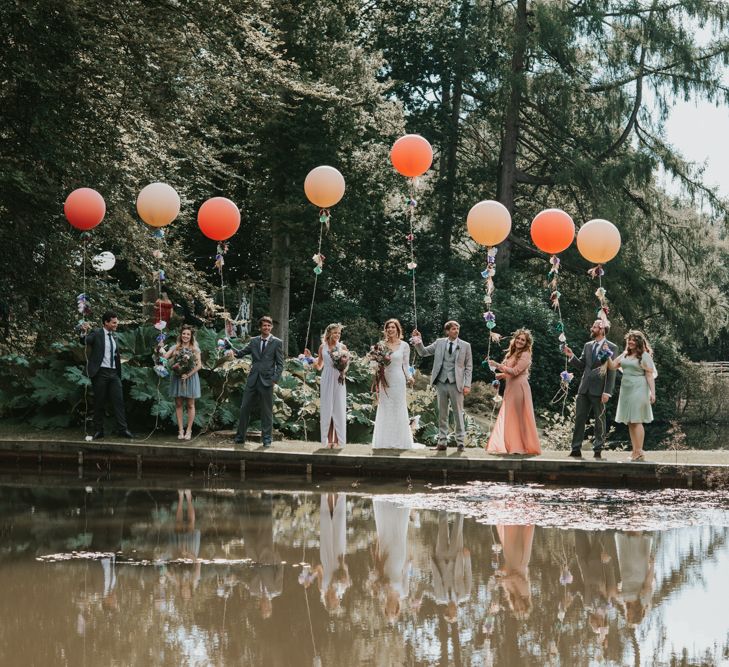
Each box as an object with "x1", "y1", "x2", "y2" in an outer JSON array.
[{"x1": 1, "y1": 478, "x2": 729, "y2": 666}]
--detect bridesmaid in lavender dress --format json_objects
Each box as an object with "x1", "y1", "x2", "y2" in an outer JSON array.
[
  {"x1": 314, "y1": 323, "x2": 348, "y2": 448},
  {"x1": 486, "y1": 329, "x2": 541, "y2": 455}
]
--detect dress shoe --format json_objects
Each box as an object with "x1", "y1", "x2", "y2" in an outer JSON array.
[
  {"x1": 457, "y1": 444, "x2": 464, "y2": 452},
  {"x1": 233, "y1": 436, "x2": 245, "y2": 444},
  {"x1": 92, "y1": 431, "x2": 104, "y2": 440},
  {"x1": 118, "y1": 430, "x2": 135, "y2": 439},
  {"x1": 593, "y1": 450, "x2": 602, "y2": 460},
  {"x1": 567, "y1": 450, "x2": 582, "y2": 458},
  {"x1": 436, "y1": 444, "x2": 447, "y2": 451}
]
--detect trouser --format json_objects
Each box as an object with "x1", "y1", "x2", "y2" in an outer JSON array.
[
  {"x1": 91, "y1": 368, "x2": 128, "y2": 432},
  {"x1": 237, "y1": 378, "x2": 274, "y2": 443},
  {"x1": 436, "y1": 381, "x2": 465, "y2": 446},
  {"x1": 571, "y1": 392, "x2": 607, "y2": 452}
]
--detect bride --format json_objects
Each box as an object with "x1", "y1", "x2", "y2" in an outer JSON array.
[{"x1": 372, "y1": 319, "x2": 414, "y2": 450}]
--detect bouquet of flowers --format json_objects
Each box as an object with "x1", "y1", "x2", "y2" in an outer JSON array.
[
  {"x1": 171, "y1": 347, "x2": 196, "y2": 378},
  {"x1": 329, "y1": 345, "x2": 350, "y2": 385},
  {"x1": 368, "y1": 341, "x2": 393, "y2": 393}
]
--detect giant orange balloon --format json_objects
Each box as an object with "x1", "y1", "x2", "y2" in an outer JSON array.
[
  {"x1": 137, "y1": 183, "x2": 180, "y2": 227},
  {"x1": 466, "y1": 201, "x2": 512, "y2": 246},
  {"x1": 64, "y1": 188, "x2": 106, "y2": 231},
  {"x1": 304, "y1": 166, "x2": 345, "y2": 208},
  {"x1": 390, "y1": 134, "x2": 433, "y2": 178},
  {"x1": 530, "y1": 209, "x2": 575, "y2": 254},
  {"x1": 576, "y1": 219, "x2": 621, "y2": 263},
  {"x1": 197, "y1": 197, "x2": 240, "y2": 241}
]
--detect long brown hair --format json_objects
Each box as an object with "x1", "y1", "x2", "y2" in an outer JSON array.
[
  {"x1": 624, "y1": 330, "x2": 652, "y2": 358},
  {"x1": 175, "y1": 325, "x2": 199, "y2": 351},
  {"x1": 504, "y1": 328, "x2": 533, "y2": 362}
]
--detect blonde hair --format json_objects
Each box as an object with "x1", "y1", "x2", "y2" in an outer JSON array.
[
  {"x1": 505, "y1": 328, "x2": 533, "y2": 362},
  {"x1": 383, "y1": 318, "x2": 403, "y2": 340},
  {"x1": 322, "y1": 323, "x2": 343, "y2": 345}
]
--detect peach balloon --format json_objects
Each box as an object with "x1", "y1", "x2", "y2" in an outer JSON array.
[
  {"x1": 137, "y1": 183, "x2": 180, "y2": 228},
  {"x1": 466, "y1": 201, "x2": 512, "y2": 246},
  {"x1": 197, "y1": 197, "x2": 241, "y2": 241},
  {"x1": 576, "y1": 219, "x2": 621, "y2": 263},
  {"x1": 530, "y1": 209, "x2": 575, "y2": 254},
  {"x1": 64, "y1": 188, "x2": 106, "y2": 231},
  {"x1": 304, "y1": 166, "x2": 345, "y2": 208},
  {"x1": 390, "y1": 134, "x2": 433, "y2": 178}
]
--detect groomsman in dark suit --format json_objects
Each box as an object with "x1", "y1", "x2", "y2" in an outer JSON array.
[
  {"x1": 80, "y1": 311, "x2": 133, "y2": 439},
  {"x1": 563, "y1": 320, "x2": 618, "y2": 459},
  {"x1": 227, "y1": 315, "x2": 284, "y2": 447}
]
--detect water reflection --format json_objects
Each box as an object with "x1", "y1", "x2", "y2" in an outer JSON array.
[{"x1": 0, "y1": 484, "x2": 727, "y2": 665}]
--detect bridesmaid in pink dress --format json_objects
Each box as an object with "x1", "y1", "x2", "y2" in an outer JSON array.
[{"x1": 486, "y1": 329, "x2": 541, "y2": 455}]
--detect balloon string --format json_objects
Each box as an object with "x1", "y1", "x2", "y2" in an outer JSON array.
[
  {"x1": 301, "y1": 215, "x2": 326, "y2": 444},
  {"x1": 304, "y1": 218, "x2": 325, "y2": 352},
  {"x1": 82, "y1": 237, "x2": 90, "y2": 438},
  {"x1": 408, "y1": 178, "x2": 418, "y2": 330}
]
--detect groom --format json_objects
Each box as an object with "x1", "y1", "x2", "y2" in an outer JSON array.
[
  {"x1": 412, "y1": 321, "x2": 473, "y2": 451},
  {"x1": 563, "y1": 319, "x2": 618, "y2": 459},
  {"x1": 227, "y1": 315, "x2": 284, "y2": 447}
]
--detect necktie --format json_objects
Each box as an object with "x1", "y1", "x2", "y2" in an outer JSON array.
[
  {"x1": 448, "y1": 341, "x2": 453, "y2": 355},
  {"x1": 108, "y1": 333, "x2": 115, "y2": 369},
  {"x1": 261, "y1": 338, "x2": 267, "y2": 354}
]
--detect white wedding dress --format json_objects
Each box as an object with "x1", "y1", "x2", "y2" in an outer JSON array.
[{"x1": 372, "y1": 340, "x2": 414, "y2": 450}]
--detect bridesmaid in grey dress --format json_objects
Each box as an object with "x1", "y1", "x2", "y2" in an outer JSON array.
[
  {"x1": 163, "y1": 325, "x2": 202, "y2": 440},
  {"x1": 314, "y1": 323, "x2": 348, "y2": 448}
]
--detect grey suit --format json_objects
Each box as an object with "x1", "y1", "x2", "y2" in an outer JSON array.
[
  {"x1": 569, "y1": 338, "x2": 618, "y2": 453},
  {"x1": 234, "y1": 335, "x2": 284, "y2": 444},
  {"x1": 414, "y1": 336, "x2": 473, "y2": 447}
]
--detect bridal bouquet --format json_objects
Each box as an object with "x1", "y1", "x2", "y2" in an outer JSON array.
[
  {"x1": 171, "y1": 347, "x2": 196, "y2": 378},
  {"x1": 329, "y1": 345, "x2": 350, "y2": 385},
  {"x1": 368, "y1": 341, "x2": 393, "y2": 392}
]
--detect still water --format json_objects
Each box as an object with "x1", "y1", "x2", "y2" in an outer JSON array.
[{"x1": 1, "y1": 480, "x2": 729, "y2": 666}]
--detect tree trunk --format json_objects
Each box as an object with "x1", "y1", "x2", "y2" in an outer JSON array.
[
  {"x1": 269, "y1": 219, "x2": 290, "y2": 354},
  {"x1": 437, "y1": 0, "x2": 470, "y2": 321},
  {"x1": 496, "y1": 0, "x2": 528, "y2": 270}
]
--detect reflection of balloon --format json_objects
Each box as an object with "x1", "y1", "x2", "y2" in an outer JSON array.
[
  {"x1": 530, "y1": 209, "x2": 575, "y2": 254},
  {"x1": 92, "y1": 251, "x2": 116, "y2": 271},
  {"x1": 390, "y1": 134, "x2": 433, "y2": 178},
  {"x1": 64, "y1": 188, "x2": 106, "y2": 231},
  {"x1": 576, "y1": 219, "x2": 621, "y2": 263},
  {"x1": 197, "y1": 197, "x2": 240, "y2": 241},
  {"x1": 466, "y1": 201, "x2": 512, "y2": 246},
  {"x1": 137, "y1": 183, "x2": 180, "y2": 227},
  {"x1": 304, "y1": 166, "x2": 345, "y2": 208}
]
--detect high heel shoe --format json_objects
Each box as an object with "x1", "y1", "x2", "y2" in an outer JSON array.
[
  {"x1": 630, "y1": 452, "x2": 645, "y2": 462},
  {"x1": 184, "y1": 432, "x2": 192, "y2": 441},
  {"x1": 178, "y1": 431, "x2": 185, "y2": 440}
]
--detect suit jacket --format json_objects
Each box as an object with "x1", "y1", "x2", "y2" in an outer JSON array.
[
  {"x1": 569, "y1": 339, "x2": 618, "y2": 396},
  {"x1": 413, "y1": 337, "x2": 473, "y2": 392},
  {"x1": 235, "y1": 335, "x2": 284, "y2": 388},
  {"x1": 81, "y1": 328, "x2": 122, "y2": 379}
]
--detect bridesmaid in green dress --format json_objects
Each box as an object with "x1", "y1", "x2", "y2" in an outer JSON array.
[{"x1": 606, "y1": 331, "x2": 656, "y2": 461}]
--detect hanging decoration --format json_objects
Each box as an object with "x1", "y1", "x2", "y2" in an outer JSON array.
[
  {"x1": 467, "y1": 199, "x2": 511, "y2": 351},
  {"x1": 577, "y1": 218, "x2": 621, "y2": 325},
  {"x1": 64, "y1": 188, "x2": 106, "y2": 231},
  {"x1": 197, "y1": 197, "x2": 241, "y2": 331},
  {"x1": 92, "y1": 251, "x2": 116, "y2": 272},
  {"x1": 302, "y1": 166, "x2": 346, "y2": 351},
  {"x1": 137, "y1": 183, "x2": 180, "y2": 228},
  {"x1": 390, "y1": 134, "x2": 433, "y2": 331},
  {"x1": 530, "y1": 208, "x2": 576, "y2": 410}
]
